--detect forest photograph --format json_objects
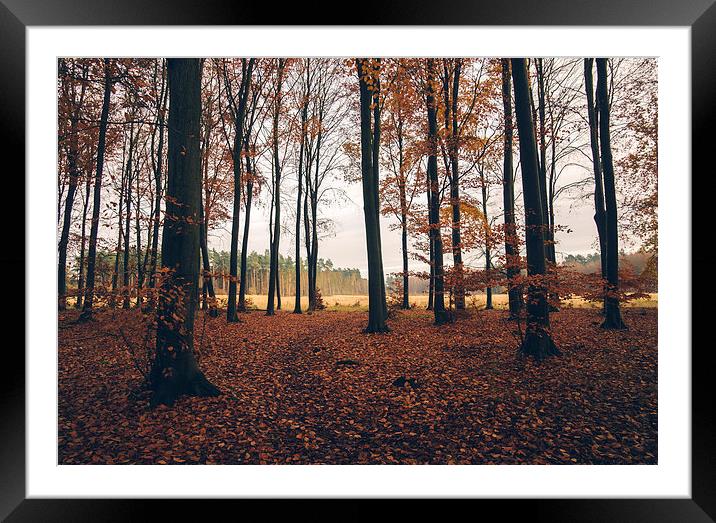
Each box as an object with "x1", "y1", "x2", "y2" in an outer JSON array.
[{"x1": 57, "y1": 56, "x2": 658, "y2": 466}]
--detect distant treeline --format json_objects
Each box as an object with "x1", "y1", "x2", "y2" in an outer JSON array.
[{"x1": 70, "y1": 248, "x2": 367, "y2": 297}]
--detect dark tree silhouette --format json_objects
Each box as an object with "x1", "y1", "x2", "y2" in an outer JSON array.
[
  {"x1": 500, "y1": 59, "x2": 524, "y2": 319},
  {"x1": 223, "y1": 58, "x2": 254, "y2": 322},
  {"x1": 150, "y1": 58, "x2": 219, "y2": 407},
  {"x1": 583, "y1": 58, "x2": 608, "y2": 308},
  {"x1": 425, "y1": 58, "x2": 451, "y2": 325},
  {"x1": 356, "y1": 58, "x2": 389, "y2": 332},
  {"x1": 267, "y1": 58, "x2": 287, "y2": 316},
  {"x1": 80, "y1": 59, "x2": 112, "y2": 321},
  {"x1": 511, "y1": 58, "x2": 560, "y2": 360},
  {"x1": 596, "y1": 58, "x2": 627, "y2": 330}
]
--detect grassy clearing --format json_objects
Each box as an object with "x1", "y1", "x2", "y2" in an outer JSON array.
[{"x1": 210, "y1": 293, "x2": 658, "y2": 311}]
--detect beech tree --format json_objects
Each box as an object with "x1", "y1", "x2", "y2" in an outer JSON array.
[
  {"x1": 222, "y1": 58, "x2": 254, "y2": 322},
  {"x1": 356, "y1": 58, "x2": 389, "y2": 332},
  {"x1": 80, "y1": 59, "x2": 113, "y2": 320},
  {"x1": 511, "y1": 58, "x2": 560, "y2": 360},
  {"x1": 584, "y1": 58, "x2": 608, "y2": 305},
  {"x1": 150, "y1": 58, "x2": 219, "y2": 407},
  {"x1": 596, "y1": 58, "x2": 627, "y2": 330},
  {"x1": 57, "y1": 59, "x2": 88, "y2": 311},
  {"x1": 424, "y1": 59, "x2": 451, "y2": 325},
  {"x1": 500, "y1": 59, "x2": 523, "y2": 318},
  {"x1": 266, "y1": 58, "x2": 287, "y2": 316}
]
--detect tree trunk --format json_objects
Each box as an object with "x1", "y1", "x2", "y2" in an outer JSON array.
[
  {"x1": 58, "y1": 117, "x2": 79, "y2": 311},
  {"x1": 445, "y1": 59, "x2": 465, "y2": 310},
  {"x1": 511, "y1": 58, "x2": 560, "y2": 360},
  {"x1": 500, "y1": 59, "x2": 524, "y2": 319},
  {"x1": 147, "y1": 61, "x2": 167, "y2": 313},
  {"x1": 75, "y1": 172, "x2": 92, "y2": 309},
  {"x1": 356, "y1": 58, "x2": 389, "y2": 332},
  {"x1": 425, "y1": 59, "x2": 451, "y2": 325},
  {"x1": 238, "y1": 149, "x2": 253, "y2": 312},
  {"x1": 80, "y1": 59, "x2": 112, "y2": 320},
  {"x1": 226, "y1": 59, "x2": 254, "y2": 322},
  {"x1": 596, "y1": 58, "x2": 627, "y2": 330},
  {"x1": 123, "y1": 121, "x2": 135, "y2": 310},
  {"x1": 150, "y1": 58, "x2": 219, "y2": 407},
  {"x1": 480, "y1": 171, "x2": 493, "y2": 310},
  {"x1": 267, "y1": 59, "x2": 286, "y2": 316},
  {"x1": 584, "y1": 59, "x2": 608, "y2": 310},
  {"x1": 199, "y1": 197, "x2": 218, "y2": 317}
]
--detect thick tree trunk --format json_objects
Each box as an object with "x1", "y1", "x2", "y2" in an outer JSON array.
[
  {"x1": 596, "y1": 58, "x2": 627, "y2": 330},
  {"x1": 80, "y1": 59, "x2": 112, "y2": 320},
  {"x1": 584, "y1": 59, "x2": 608, "y2": 310},
  {"x1": 150, "y1": 58, "x2": 219, "y2": 407},
  {"x1": 500, "y1": 59, "x2": 524, "y2": 319},
  {"x1": 425, "y1": 59, "x2": 451, "y2": 325},
  {"x1": 511, "y1": 58, "x2": 560, "y2": 360},
  {"x1": 356, "y1": 58, "x2": 389, "y2": 332}
]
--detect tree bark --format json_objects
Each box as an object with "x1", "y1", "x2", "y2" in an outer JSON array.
[
  {"x1": 238, "y1": 147, "x2": 253, "y2": 312},
  {"x1": 500, "y1": 59, "x2": 524, "y2": 319},
  {"x1": 511, "y1": 58, "x2": 560, "y2": 360},
  {"x1": 445, "y1": 59, "x2": 465, "y2": 310},
  {"x1": 584, "y1": 59, "x2": 608, "y2": 310},
  {"x1": 226, "y1": 59, "x2": 254, "y2": 322},
  {"x1": 80, "y1": 59, "x2": 112, "y2": 320},
  {"x1": 147, "y1": 60, "x2": 167, "y2": 311},
  {"x1": 425, "y1": 59, "x2": 451, "y2": 325},
  {"x1": 356, "y1": 58, "x2": 389, "y2": 332},
  {"x1": 150, "y1": 58, "x2": 219, "y2": 407},
  {"x1": 596, "y1": 58, "x2": 627, "y2": 330},
  {"x1": 267, "y1": 59, "x2": 286, "y2": 316}
]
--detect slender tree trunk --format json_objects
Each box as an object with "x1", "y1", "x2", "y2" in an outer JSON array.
[
  {"x1": 356, "y1": 58, "x2": 389, "y2": 332},
  {"x1": 150, "y1": 58, "x2": 219, "y2": 407},
  {"x1": 267, "y1": 59, "x2": 286, "y2": 316},
  {"x1": 596, "y1": 58, "x2": 627, "y2": 330},
  {"x1": 110, "y1": 160, "x2": 126, "y2": 307},
  {"x1": 238, "y1": 150, "x2": 253, "y2": 312},
  {"x1": 426, "y1": 175, "x2": 434, "y2": 311},
  {"x1": 445, "y1": 59, "x2": 465, "y2": 310},
  {"x1": 148, "y1": 60, "x2": 167, "y2": 310},
  {"x1": 501, "y1": 59, "x2": 524, "y2": 319},
  {"x1": 58, "y1": 117, "x2": 80, "y2": 311},
  {"x1": 199, "y1": 197, "x2": 218, "y2": 317},
  {"x1": 425, "y1": 59, "x2": 451, "y2": 325},
  {"x1": 123, "y1": 122, "x2": 135, "y2": 310},
  {"x1": 480, "y1": 171, "x2": 493, "y2": 310},
  {"x1": 294, "y1": 119, "x2": 306, "y2": 313},
  {"x1": 226, "y1": 59, "x2": 254, "y2": 322},
  {"x1": 511, "y1": 58, "x2": 560, "y2": 360},
  {"x1": 80, "y1": 59, "x2": 112, "y2": 320},
  {"x1": 75, "y1": 173, "x2": 92, "y2": 309},
  {"x1": 584, "y1": 59, "x2": 608, "y2": 309}
]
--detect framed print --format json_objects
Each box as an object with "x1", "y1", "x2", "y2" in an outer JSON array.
[{"x1": 2, "y1": 0, "x2": 713, "y2": 520}]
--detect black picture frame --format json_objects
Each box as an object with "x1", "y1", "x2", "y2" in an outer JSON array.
[{"x1": 1, "y1": 1, "x2": 711, "y2": 520}]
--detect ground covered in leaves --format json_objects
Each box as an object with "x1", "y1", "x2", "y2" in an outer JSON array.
[{"x1": 58, "y1": 307, "x2": 657, "y2": 465}]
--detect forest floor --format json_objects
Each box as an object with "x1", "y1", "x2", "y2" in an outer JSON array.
[{"x1": 58, "y1": 307, "x2": 657, "y2": 465}]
